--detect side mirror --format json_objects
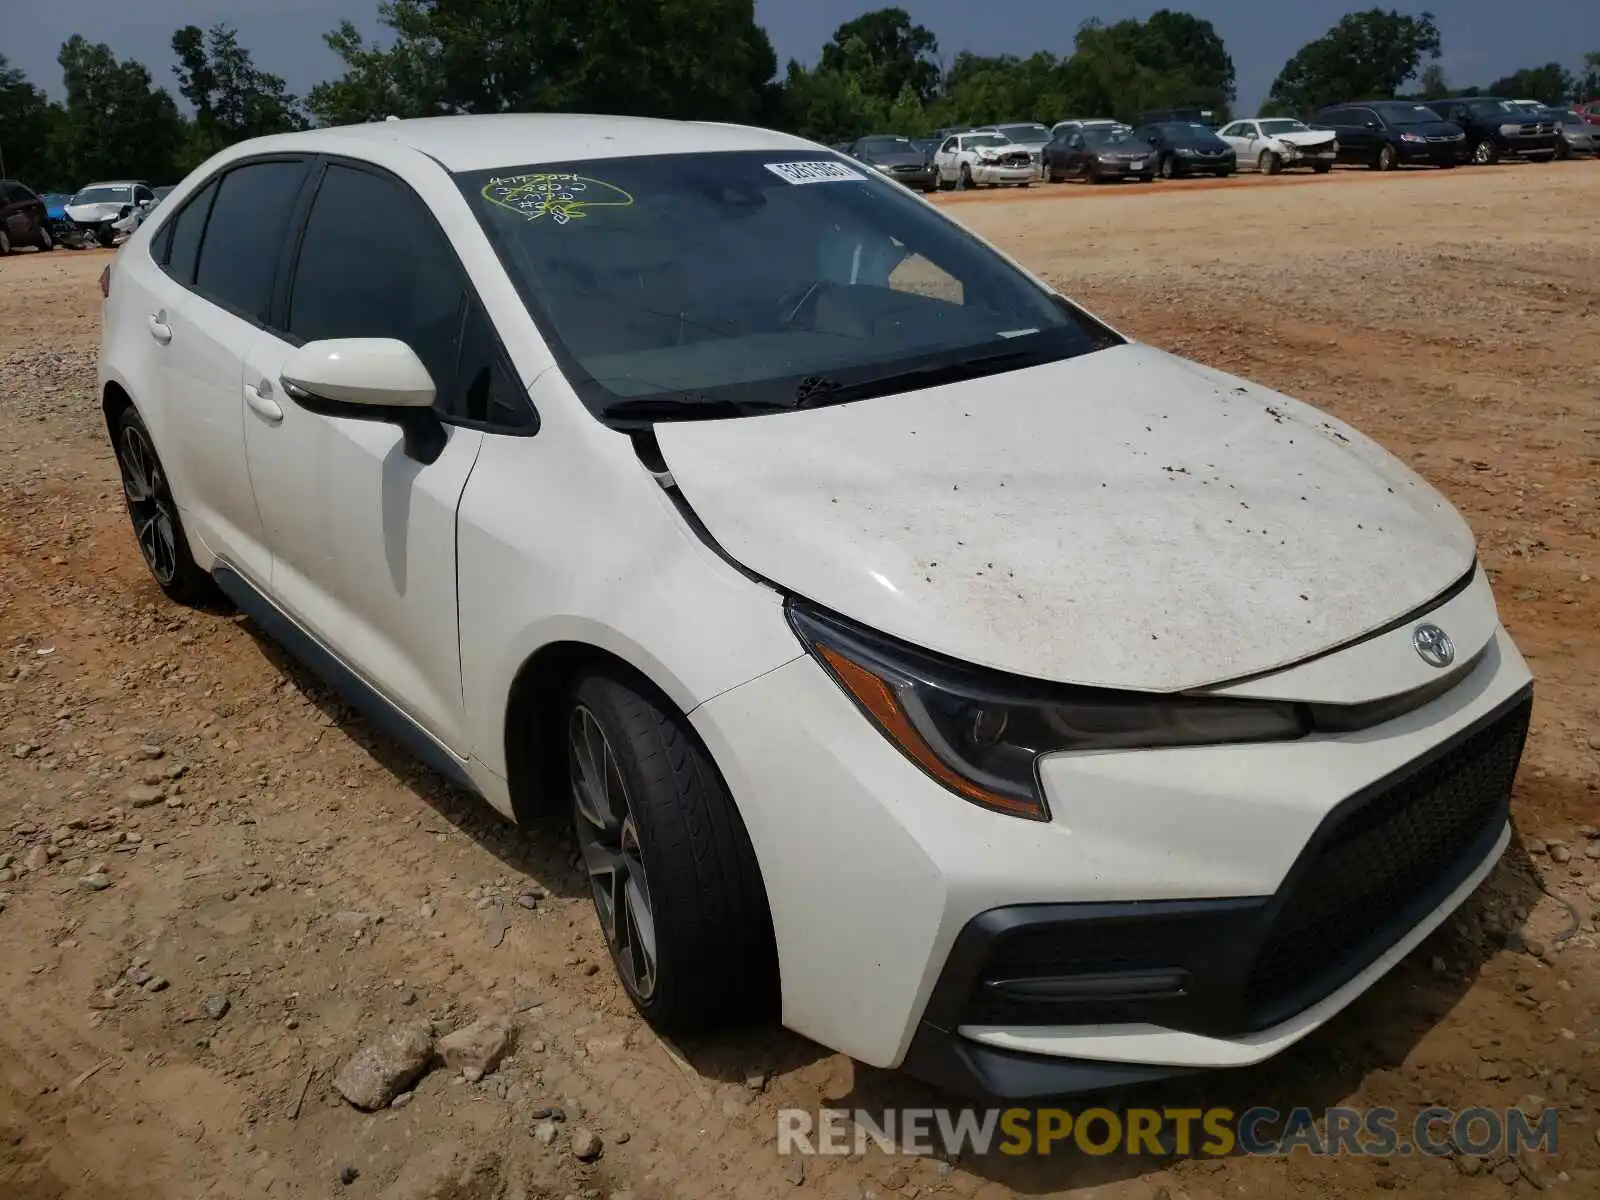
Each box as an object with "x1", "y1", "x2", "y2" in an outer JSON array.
[{"x1": 280, "y1": 338, "x2": 447, "y2": 464}]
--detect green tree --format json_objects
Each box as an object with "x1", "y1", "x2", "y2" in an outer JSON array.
[
  {"x1": 310, "y1": 0, "x2": 778, "y2": 125},
  {"x1": 172, "y1": 24, "x2": 306, "y2": 164},
  {"x1": 1486, "y1": 63, "x2": 1576, "y2": 105},
  {"x1": 0, "y1": 54, "x2": 62, "y2": 186},
  {"x1": 1072, "y1": 12, "x2": 1235, "y2": 122},
  {"x1": 1578, "y1": 51, "x2": 1600, "y2": 100},
  {"x1": 54, "y1": 36, "x2": 185, "y2": 184},
  {"x1": 1268, "y1": 9, "x2": 1442, "y2": 115},
  {"x1": 817, "y1": 8, "x2": 940, "y2": 105}
]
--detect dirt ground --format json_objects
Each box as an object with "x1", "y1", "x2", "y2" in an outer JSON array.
[{"x1": 1, "y1": 163, "x2": 1598, "y2": 1200}]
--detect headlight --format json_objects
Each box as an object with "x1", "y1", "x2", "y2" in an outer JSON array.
[
  {"x1": 788, "y1": 602, "x2": 1309, "y2": 821},
  {"x1": 1400, "y1": 133, "x2": 1427, "y2": 143},
  {"x1": 1097, "y1": 154, "x2": 1121, "y2": 164},
  {"x1": 1176, "y1": 147, "x2": 1197, "y2": 156},
  {"x1": 1499, "y1": 123, "x2": 1520, "y2": 136}
]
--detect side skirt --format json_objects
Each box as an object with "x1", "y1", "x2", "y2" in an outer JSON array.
[{"x1": 212, "y1": 565, "x2": 479, "y2": 794}]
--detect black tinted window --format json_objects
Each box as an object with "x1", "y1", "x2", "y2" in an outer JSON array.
[
  {"x1": 454, "y1": 300, "x2": 532, "y2": 428},
  {"x1": 287, "y1": 163, "x2": 464, "y2": 402},
  {"x1": 163, "y1": 180, "x2": 218, "y2": 286},
  {"x1": 194, "y1": 161, "x2": 308, "y2": 321}
]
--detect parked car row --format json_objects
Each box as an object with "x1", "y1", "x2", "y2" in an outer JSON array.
[
  {"x1": 839, "y1": 94, "x2": 1596, "y2": 195},
  {"x1": 0, "y1": 178, "x2": 177, "y2": 254}
]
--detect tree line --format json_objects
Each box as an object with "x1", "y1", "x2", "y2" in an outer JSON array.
[{"x1": 2, "y1": 3, "x2": 1597, "y2": 190}]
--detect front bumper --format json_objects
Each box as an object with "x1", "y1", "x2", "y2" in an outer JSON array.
[
  {"x1": 873, "y1": 164, "x2": 937, "y2": 190},
  {"x1": 970, "y1": 163, "x2": 1036, "y2": 184},
  {"x1": 1091, "y1": 159, "x2": 1154, "y2": 179},
  {"x1": 694, "y1": 566, "x2": 1533, "y2": 1099},
  {"x1": 902, "y1": 686, "x2": 1527, "y2": 1101},
  {"x1": 1398, "y1": 140, "x2": 1469, "y2": 164}
]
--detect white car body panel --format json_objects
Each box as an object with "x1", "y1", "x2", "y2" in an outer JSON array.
[
  {"x1": 95, "y1": 113, "x2": 1533, "y2": 1098},
  {"x1": 1221, "y1": 121, "x2": 1339, "y2": 169},
  {"x1": 656, "y1": 343, "x2": 1476, "y2": 693},
  {"x1": 695, "y1": 627, "x2": 1530, "y2": 1067}
]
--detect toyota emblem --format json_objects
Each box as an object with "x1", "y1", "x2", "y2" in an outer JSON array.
[{"x1": 1412, "y1": 623, "x2": 1455, "y2": 669}]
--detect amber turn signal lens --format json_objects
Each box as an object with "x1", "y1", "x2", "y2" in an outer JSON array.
[{"x1": 816, "y1": 644, "x2": 1048, "y2": 821}]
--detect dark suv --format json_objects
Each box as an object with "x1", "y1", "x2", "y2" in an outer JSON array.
[
  {"x1": 1, "y1": 180, "x2": 53, "y2": 255},
  {"x1": 1313, "y1": 102, "x2": 1467, "y2": 170},
  {"x1": 1421, "y1": 97, "x2": 1560, "y2": 164}
]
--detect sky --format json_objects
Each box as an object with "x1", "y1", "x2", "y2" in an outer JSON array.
[{"x1": 7, "y1": 1, "x2": 1598, "y2": 117}]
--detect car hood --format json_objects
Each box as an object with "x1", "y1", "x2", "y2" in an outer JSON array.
[
  {"x1": 1273, "y1": 130, "x2": 1337, "y2": 148},
  {"x1": 655, "y1": 343, "x2": 1477, "y2": 693},
  {"x1": 65, "y1": 202, "x2": 127, "y2": 222},
  {"x1": 867, "y1": 152, "x2": 931, "y2": 168},
  {"x1": 1404, "y1": 121, "x2": 1465, "y2": 138}
]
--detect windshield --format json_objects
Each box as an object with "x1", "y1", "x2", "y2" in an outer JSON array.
[
  {"x1": 995, "y1": 124, "x2": 1050, "y2": 144},
  {"x1": 1155, "y1": 123, "x2": 1219, "y2": 145},
  {"x1": 457, "y1": 151, "x2": 1112, "y2": 422},
  {"x1": 1258, "y1": 119, "x2": 1310, "y2": 134},
  {"x1": 1465, "y1": 99, "x2": 1520, "y2": 117},
  {"x1": 1084, "y1": 129, "x2": 1137, "y2": 148},
  {"x1": 860, "y1": 137, "x2": 914, "y2": 155},
  {"x1": 1373, "y1": 105, "x2": 1438, "y2": 126},
  {"x1": 72, "y1": 185, "x2": 133, "y2": 205},
  {"x1": 963, "y1": 134, "x2": 1010, "y2": 148}
]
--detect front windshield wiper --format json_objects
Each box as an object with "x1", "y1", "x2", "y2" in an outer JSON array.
[
  {"x1": 599, "y1": 394, "x2": 789, "y2": 428},
  {"x1": 792, "y1": 347, "x2": 1050, "y2": 410}
]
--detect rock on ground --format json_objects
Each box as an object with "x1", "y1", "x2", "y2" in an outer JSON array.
[
  {"x1": 334, "y1": 1021, "x2": 436, "y2": 1111},
  {"x1": 436, "y1": 1015, "x2": 513, "y2": 1077}
]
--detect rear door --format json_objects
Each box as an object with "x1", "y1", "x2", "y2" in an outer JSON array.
[
  {"x1": 240, "y1": 158, "x2": 492, "y2": 753},
  {"x1": 145, "y1": 159, "x2": 312, "y2": 585}
]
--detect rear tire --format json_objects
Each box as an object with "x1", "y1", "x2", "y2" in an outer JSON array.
[
  {"x1": 567, "y1": 673, "x2": 777, "y2": 1033},
  {"x1": 36, "y1": 224, "x2": 54, "y2": 252},
  {"x1": 111, "y1": 406, "x2": 219, "y2": 606},
  {"x1": 0, "y1": 229, "x2": 11, "y2": 256}
]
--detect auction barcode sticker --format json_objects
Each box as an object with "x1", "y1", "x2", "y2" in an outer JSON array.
[{"x1": 764, "y1": 161, "x2": 867, "y2": 185}]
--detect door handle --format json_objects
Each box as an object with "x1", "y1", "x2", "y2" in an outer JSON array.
[
  {"x1": 147, "y1": 313, "x2": 172, "y2": 344},
  {"x1": 246, "y1": 380, "x2": 283, "y2": 423}
]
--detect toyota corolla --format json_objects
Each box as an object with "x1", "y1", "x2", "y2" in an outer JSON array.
[{"x1": 96, "y1": 114, "x2": 1531, "y2": 1101}]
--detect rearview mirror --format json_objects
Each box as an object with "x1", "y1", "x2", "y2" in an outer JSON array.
[{"x1": 281, "y1": 338, "x2": 446, "y2": 464}]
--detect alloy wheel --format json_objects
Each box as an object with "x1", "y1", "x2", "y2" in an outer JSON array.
[
  {"x1": 115, "y1": 423, "x2": 179, "y2": 585},
  {"x1": 569, "y1": 704, "x2": 658, "y2": 1001},
  {"x1": 1473, "y1": 141, "x2": 1493, "y2": 165}
]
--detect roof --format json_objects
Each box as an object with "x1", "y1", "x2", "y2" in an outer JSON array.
[{"x1": 288, "y1": 113, "x2": 817, "y2": 172}]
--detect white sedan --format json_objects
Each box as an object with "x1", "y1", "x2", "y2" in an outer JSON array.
[
  {"x1": 98, "y1": 114, "x2": 1531, "y2": 1102},
  {"x1": 1218, "y1": 118, "x2": 1339, "y2": 174},
  {"x1": 932, "y1": 132, "x2": 1036, "y2": 188}
]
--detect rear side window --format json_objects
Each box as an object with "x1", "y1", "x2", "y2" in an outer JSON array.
[
  {"x1": 194, "y1": 160, "x2": 309, "y2": 322},
  {"x1": 162, "y1": 180, "x2": 218, "y2": 286},
  {"x1": 286, "y1": 163, "x2": 466, "y2": 406}
]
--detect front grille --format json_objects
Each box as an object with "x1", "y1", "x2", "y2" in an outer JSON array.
[
  {"x1": 1001, "y1": 152, "x2": 1031, "y2": 167},
  {"x1": 1427, "y1": 134, "x2": 1461, "y2": 143},
  {"x1": 1242, "y1": 695, "x2": 1529, "y2": 1024}
]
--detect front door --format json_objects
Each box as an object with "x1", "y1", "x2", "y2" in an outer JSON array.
[{"x1": 240, "y1": 159, "x2": 481, "y2": 753}]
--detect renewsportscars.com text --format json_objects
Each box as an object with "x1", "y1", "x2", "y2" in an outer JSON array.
[{"x1": 777, "y1": 1106, "x2": 1561, "y2": 1158}]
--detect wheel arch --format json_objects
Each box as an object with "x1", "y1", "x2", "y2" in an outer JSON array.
[
  {"x1": 101, "y1": 379, "x2": 135, "y2": 441},
  {"x1": 502, "y1": 637, "x2": 722, "y2": 825}
]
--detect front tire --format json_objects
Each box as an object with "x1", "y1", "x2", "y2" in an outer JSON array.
[
  {"x1": 36, "y1": 224, "x2": 54, "y2": 252},
  {"x1": 1259, "y1": 150, "x2": 1282, "y2": 175},
  {"x1": 112, "y1": 407, "x2": 218, "y2": 605},
  {"x1": 0, "y1": 229, "x2": 11, "y2": 256},
  {"x1": 958, "y1": 163, "x2": 974, "y2": 190},
  {"x1": 1312, "y1": 163, "x2": 1332, "y2": 174},
  {"x1": 568, "y1": 674, "x2": 777, "y2": 1033},
  {"x1": 1376, "y1": 144, "x2": 1399, "y2": 171},
  {"x1": 1471, "y1": 140, "x2": 1498, "y2": 165}
]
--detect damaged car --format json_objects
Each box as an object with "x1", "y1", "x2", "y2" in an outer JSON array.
[
  {"x1": 66, "y1": 180, "x2": 157, "y2": 247},
  {"x1": 99, "y1": 117, "x2": 1531, "y2": 1103},
  {"x1": 1218, "y1": 118, "x2": 1338, "y2": 174}
]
